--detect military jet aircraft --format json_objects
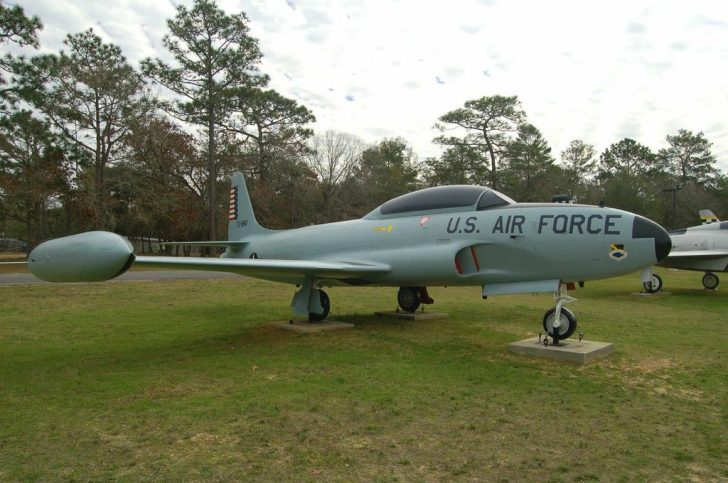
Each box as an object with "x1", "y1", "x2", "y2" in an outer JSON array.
[
  {"x1": 28, "y1": 172, "x2": 671, "y2": 340},
  {"x1": 643, "y1": 210, "x2": 728, "y2": 292}
]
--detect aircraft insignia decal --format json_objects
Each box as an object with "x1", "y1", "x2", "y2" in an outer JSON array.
[{"x1": 609, "y1": 243, "x2": 628, "y2": 261}]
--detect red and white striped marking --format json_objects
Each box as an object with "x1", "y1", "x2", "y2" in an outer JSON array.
[{"x1": 228, "y1": 187, "x2": 238, "y2": 220}]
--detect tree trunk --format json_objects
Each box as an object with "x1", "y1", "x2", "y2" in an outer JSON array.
[
  {"x1": 256, "y1": 124, "x2": 266, "y2": 183},
  {"x1": 95, "y1": 161, "x2": 104, "y2": 229},
  {"x1": 207, "y1": 111, "x2": 216, "y2": 245},
  {"x1": 483, "y1": 130, "x2": 498, "y2": 190}
]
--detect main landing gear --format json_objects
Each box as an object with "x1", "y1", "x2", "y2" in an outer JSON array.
[
  {"x1": 702, "y1": 272, "x2": 719, "y2": 290},
  {"x1": 308, "y1": 289, "x2": 330, "y2": 322},
  {"x1": 397, "y1": 287, "x2": 434, "y2": 313},
  {"x1": 642, "y1": 271, "x2": 720, "y2": 292},
  {"x1": 295, "y1": 284, "x2": 439, "y2": 322},
  {"x1": 291, "y1": 275, "x2": 331, "y2": 322},
  {"x1": 542, "y1": 283, "x2": 578, "y2": 342},
  {"x1": 643, "y1": 273, "x2": 663, "y2": 293}
]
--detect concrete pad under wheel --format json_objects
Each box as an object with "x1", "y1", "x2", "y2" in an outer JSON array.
[
  {"x1": 269, "y1": 320, "x2": 354, "y2": 333},
  {"x1": 508, "y1": 337, "x2": 614, "y2": 365},
  {"x1": 374, "y1": 311, "x2": 448, "y2": 321}
]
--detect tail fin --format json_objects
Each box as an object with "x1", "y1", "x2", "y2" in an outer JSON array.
[
  {"x1": 228, "y1": 172, "x2": 269, "y2": 240},
  {"x1": 699, "y1": 209, "x2": 720, "y2": 225}
]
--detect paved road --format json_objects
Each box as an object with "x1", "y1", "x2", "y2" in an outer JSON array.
[{"x1": 0, "y1": 270, "x2": 242, "y2": 286}]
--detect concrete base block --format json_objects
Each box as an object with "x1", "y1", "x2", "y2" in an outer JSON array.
[
  {"x1": 269, "y1": 320, "x2": 354, "y2": 333},
  {"x1": 508, "y1": 337, "x2": 614, "y2": 365},
  {"x1": 374, "y1": 311, "x2": 448, "y2": 321},
  {"x1": 631, "y1": 292, "x2": 672, "y2": 296}
]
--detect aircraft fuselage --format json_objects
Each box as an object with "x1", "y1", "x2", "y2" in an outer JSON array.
[
  {"x1": 663, "y1": 222, "x2": 728, "y2": 272},
  {"x1": 225, "y1": 204, "x2": 667, "y2": 287}
]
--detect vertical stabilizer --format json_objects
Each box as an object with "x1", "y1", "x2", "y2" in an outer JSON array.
[
  {"x1": 228, "y1": 172, "x2": 269, "y2": 240},
  {"x1": 699, "y1": 209, "x2": 720, "y2": 225}
]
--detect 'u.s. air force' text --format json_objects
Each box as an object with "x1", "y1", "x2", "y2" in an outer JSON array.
[{"x1": 446, "y1": 214, "x2": 622, "y2": 235}]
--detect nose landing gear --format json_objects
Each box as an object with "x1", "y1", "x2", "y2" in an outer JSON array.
[
  {"x1": 542, "y1": 283, "x2": 578, "y2": 343},
  {"x1": 643, "y1": 273, "x2": 663, "y2": 293}
]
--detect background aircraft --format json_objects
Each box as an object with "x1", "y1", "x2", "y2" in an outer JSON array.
[
  {"x1": 29, "y1": 172, "x2": 670, "y2": 340},
  {"x1": 643, "y1": 210, "x2": 728, "y2": 292}
]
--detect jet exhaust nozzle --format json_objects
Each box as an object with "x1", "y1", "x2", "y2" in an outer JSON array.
[{"x1": 28, "y1": 231, "x2": 135, "y2": 283}]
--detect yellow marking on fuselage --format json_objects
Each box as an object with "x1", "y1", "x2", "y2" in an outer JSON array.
[{"x1": 374, "y1": 224, "x2": 393, "y2": 233}]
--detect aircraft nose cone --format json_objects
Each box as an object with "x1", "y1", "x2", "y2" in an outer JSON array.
[{"x1": 632, "y1": 216, "x2": 672, "y2": 262}]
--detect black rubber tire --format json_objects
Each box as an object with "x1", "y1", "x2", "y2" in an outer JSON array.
[
  {"x1": 643, "y1": 273, "x2": 663, "y2": 293},
  {"x1": 702, "y1": 272, "x2": 719, "y2": 290},
  {"x1": 308, "y1": 289, "x2": 331, "y2": 322},
  {"x1": 542, "y1": 307, "x2": 577, "y2": 340},
  {"x1": 397, "y1": 287, "x2": 422, "y2": 313}
]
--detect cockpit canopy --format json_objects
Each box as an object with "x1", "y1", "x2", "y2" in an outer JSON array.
[{"x1": 364, "y1": 185, "x2": 515, "y2": 219}]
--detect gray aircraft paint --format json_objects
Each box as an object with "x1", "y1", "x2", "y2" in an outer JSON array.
[
  {"x1": 218, "y1": 206, "x2": 659, "y2": 287},
  {"x1": 28, "y1": 171, "x2": 671, "y2": 318},
  {"x1": 662, "y1": 218, "x2": 728, "y2": 272}
]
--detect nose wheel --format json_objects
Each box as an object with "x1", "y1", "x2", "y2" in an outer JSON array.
[
  {"x1": 543, "y1": 307, "x2": 577, "y2": 340},
  {"x1": 542, "y1": 283, "x2": 578, "y2": 342},
  {"x1": 643, "y1": 273, "x2": 663, "y2": 293}
]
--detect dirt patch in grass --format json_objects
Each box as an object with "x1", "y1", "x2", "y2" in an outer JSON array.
[{"x1": 621, "y1": 357, "x2": 675, "y2": 373}]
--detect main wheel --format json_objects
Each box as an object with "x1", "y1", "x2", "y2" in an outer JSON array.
[
  {"x1": 397, "y1": 287, "x2": 422, "y2": 313},
  {"x1": 643, "y1": 273, "x2": 663, "y2": 293},
  {"x1": 308, "y1": 289, "x2": 331, "y2": 322},
  {"x1": 702, "y1": 272, "x2": 719, "y2": 290},
  {"x1": 542, "y1": 307, "x2": 577, "y2": 340}
]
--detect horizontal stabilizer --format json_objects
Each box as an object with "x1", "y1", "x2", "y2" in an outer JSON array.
[{"x1": 699, "y1": 209, "x2": 720, "y2": 225}]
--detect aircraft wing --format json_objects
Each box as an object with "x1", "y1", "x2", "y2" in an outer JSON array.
[
  {"x1": 157, "y1": 241, "x2": 249, "y2": 247},
  {"x1": 134, "y1": 256, "x2": 391, "y2": 279},
  {"x1": 26, "y1": 231, "x2": 391, "y2": 283},
  {"x1": 667, "y1": 250, "x2": 728, "y2": 259}
]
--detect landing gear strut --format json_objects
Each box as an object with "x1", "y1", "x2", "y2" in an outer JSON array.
[
  {"x1": 291, "y1": 275, "x2": 331, "y2": 322},
  {"x1": 542, "y1": 283, "x2": 578, "y2": 342},
  {"x1": 702, "y1": 272, "x2": 719, "y2": 290}
]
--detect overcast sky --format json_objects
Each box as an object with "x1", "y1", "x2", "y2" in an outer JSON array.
[{"x1": 13, "y1": 0, "x2": 728, "y2": 171}]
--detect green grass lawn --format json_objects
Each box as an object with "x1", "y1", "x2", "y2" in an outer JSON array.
[{"x1": 1, "y1": 269, "x2": 726, "y2": 481}]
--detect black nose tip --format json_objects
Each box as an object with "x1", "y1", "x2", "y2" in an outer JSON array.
[{"x1": 632, "y1": 216, "x2": 672, "y2": 262}]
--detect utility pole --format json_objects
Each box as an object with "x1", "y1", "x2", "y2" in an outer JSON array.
[{"x1": 662, "y1": 184, "x2": 682, "y2": 229}]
